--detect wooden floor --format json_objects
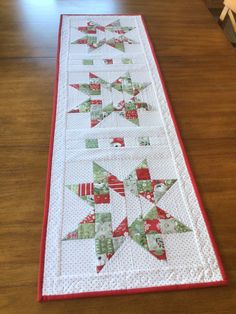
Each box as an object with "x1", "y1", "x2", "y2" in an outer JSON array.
[{"x1": 0, "y1": 0, "x2": 235, "y2": 313}]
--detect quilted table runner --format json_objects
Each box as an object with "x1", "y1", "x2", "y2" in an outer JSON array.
[{"x1": 38, "y1": 14, "x2": 226, "y2": 301}]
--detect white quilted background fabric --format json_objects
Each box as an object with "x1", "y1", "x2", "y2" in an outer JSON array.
[{"x1": 42, "y1": 15, "x2": 223, "y2": 297}]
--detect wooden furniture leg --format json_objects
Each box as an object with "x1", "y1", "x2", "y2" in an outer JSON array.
[
  {"x1": 228, "y1": 9, "x2": 236, "y2": 32},
  {"x1": 220, "y1": 5, "x2": 229, "y2": 21}
]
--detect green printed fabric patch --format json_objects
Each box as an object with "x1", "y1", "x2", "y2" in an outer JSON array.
[
  {"x1": 122, "y1": 58, "x2": 133, "y2": 64},
  {"x1": 83, "y1": 59, "x2": 94, "y2": 65},
  {"x1": 85, "y1": 138, "x2": 98, "y2": 148},
  {"x1": 138, "y1": 136, "x2": 150, "y2": 146}
]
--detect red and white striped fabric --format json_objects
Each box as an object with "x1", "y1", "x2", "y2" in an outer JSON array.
[
  {"x1": 107, "y1": 174, "x2": 125, "y2": 197},
  {"x1": 78, "y1": 183, "x2": 94, "y2": 196}
]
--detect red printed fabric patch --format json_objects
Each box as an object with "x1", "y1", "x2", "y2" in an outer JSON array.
[{"x1": 39, "y1": 15, "x2": 226, "y2": 302}]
